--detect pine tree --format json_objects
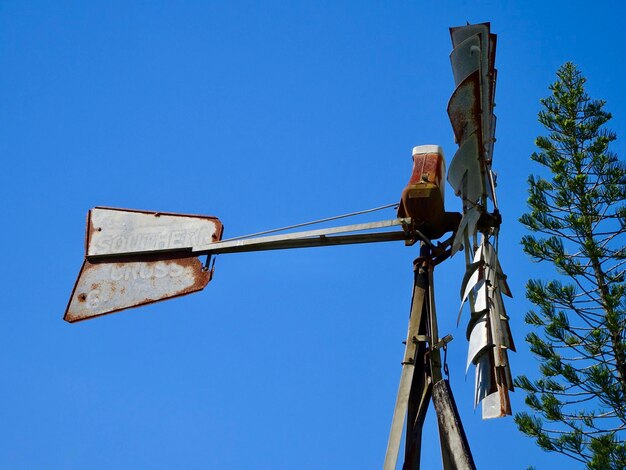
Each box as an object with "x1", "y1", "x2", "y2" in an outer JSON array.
[{"x1": 514, "y1": 62, "x2": 626, "y2": 469}]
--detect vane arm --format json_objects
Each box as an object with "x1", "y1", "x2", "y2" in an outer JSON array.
[{"x1": 192, "y1": 218, "x2": 424, "y2": 255}]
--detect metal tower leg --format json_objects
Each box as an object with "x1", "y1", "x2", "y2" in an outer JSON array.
[
  {"x1": 383, "y1": 244, "x2": 476, "y2": 470},
  {"x1": 383, "y1": 254, "x2": 430, "y2": 470},
  {"x1": 402, "y1": 338, "x2": 431, "y2": 470}
]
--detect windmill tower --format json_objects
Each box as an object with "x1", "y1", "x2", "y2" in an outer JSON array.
[{"x1": 64, "y1": 23, "x2": 511, "y2": 469}]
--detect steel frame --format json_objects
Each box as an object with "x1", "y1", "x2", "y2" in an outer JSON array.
[{"x1": 384, "y1": 243, "x2": 475, "y2": 470}]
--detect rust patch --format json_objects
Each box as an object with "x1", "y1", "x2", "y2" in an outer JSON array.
[
  {"x1": 397, "y1": 148, "x2": 453, "y2": 239},
  {"x1": 64, "y1": 253, "x2": 211, "y2": 323},
  {"x1": 93, "y1": 206, "x2": 222, "y2": 223},
  {"x1": 86, "y1": 207, "x2": 224, "y2": 258},
  {"x1": 84, "y1": 209, "x2": 94, "y2": 255},
  {"x1": 447, "y1": 71, "x2": 482, "y2": 146}
]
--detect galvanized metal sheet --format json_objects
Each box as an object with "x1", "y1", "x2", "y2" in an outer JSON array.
[
  {"x1": 447, "y1": 133, "x2": 484, "y2": 204},
  {"x1": 450, "y1": 34, "x2": 481, "y2": 87},
  {"x1": 482, "y1": 362, "x2": 512, "y2": 419},
  {"x1": 494, "y1": 293, "x2": 516, "y2": 352},
  {"x1": 481, "y1": 391, "x2": 505, "y2": 419},
  {"x1": 483, "y1": 241, "x2": 498, "y2": 285},
  {"x1": 64, "y1": 255, "x2": 210, "y2": 322},
  {"x1": 450, "y1": 22, "x2": 491, "y2": 49},
  {"x1": 487, "y1": 113, "x2": 497, "y2": 161},
  {"x1": 483, "y1": 241, "x2": 512, "y2": 297},
  {"x1": 504, "y1": 358, "x2": 514, "y2": 391},
  {"x1": 87, "y1": 207, "x2": 223, "y2": 258},
  {"x1": 473, "y1": 280, "x2": 488, "y2": 312},
  {"x1": 489, "y1": 310, "x2": 507, "y2": 369},
  {"x1": 448, "y1": 24, "x2": 512, "y2": 421},
  {"x1": 459, "y1": 260, "x2": 482, "y2": 302},
  {"x1": 451, "y1": 206, "x2": 480, "y2": 256},
  {"x1": 466, "y1": 313, "x2": 489, "y2": 372},
  {"x1": 474, "y1": 353, "x2": 491, "y2": 407},
  {"x1": 457, "y1": 247, "x2": 483, "y2": 325},
  {"x1": 457, "y1": 260, "x2": 482, "y2": 324}
]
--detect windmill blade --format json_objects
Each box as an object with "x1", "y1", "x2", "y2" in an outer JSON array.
[
  {"x1": 446, "y1": 23, "x2": 497, "y2": 255},
  {"x1": 447, "y1": 23, "x2": 513, "y2": 419},
  {"x1": 447, "y1": 23, "x2": 497, "y2": 206},
  {"x1": 450, "y1": 23, "x2": 497, "y2": 166},
  {"x1": 458, "y1": 237, "x2": 514, "y2": 418}
]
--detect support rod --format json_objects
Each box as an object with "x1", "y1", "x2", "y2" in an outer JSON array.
[
  {"x1": 199, "y1": 230, "x2": 408, "y2": 255},
  {"x1": 193, "y1": 218, "x2": 424, "y2": 255}
]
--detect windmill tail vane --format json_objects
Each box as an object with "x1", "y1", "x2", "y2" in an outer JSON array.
[
  {"x1": 62, "y1": 21, "x2": 513, "y2": 469},
  {"x1": 64, "y1": 206, "x2": 417, "y2": 322},
  {"x1": 64, "y1": 207, "x2": 224, "y2": 323}
]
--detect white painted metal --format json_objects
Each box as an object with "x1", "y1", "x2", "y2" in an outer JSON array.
[
  {"x1": 412, "y1": 144, "x2": 444, "y2": 155},
  {"x1": 65, "y1": 257, "x2": 209, "y2": 322},
  {"x1": 87, "y1": 207, "x2": 222, "y2": 258}
]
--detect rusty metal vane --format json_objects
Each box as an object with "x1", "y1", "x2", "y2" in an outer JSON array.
[
  {"x1": 65, "y1": 207, "x2": 417, "y2": 322},
  {"x1": 64, "y1": 207, "x2": 223, "y2": 322}
]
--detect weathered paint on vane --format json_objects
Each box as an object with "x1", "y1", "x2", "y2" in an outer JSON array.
[
  {"x1": 447, "y1": 71, "x2": 482, "y2": 145},
  {"x1": 87, "y1": 207, "x2": 223, "y2": 258},
  {"x1": 450, "y1": 22, "x2": 497, "y2": 160},
  {"x1": 448, "y1": 23, "x2": 498, "y2": 205},
  {"x1": 64, "y1": 255, "x2": 211, "y2": 322}
]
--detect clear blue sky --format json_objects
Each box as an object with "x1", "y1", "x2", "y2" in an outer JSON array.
[{"x1": 1, "y1": 1, "x2": 625, "y2": 469}]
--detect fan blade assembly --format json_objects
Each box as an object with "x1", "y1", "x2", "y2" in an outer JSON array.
[{"x1": 447, "y1": 22, "x2": 514, "y2": 419}]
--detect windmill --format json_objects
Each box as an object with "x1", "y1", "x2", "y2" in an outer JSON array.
[{"x1": 64, "y1": 23, "x2": 511, "y2": 469}]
